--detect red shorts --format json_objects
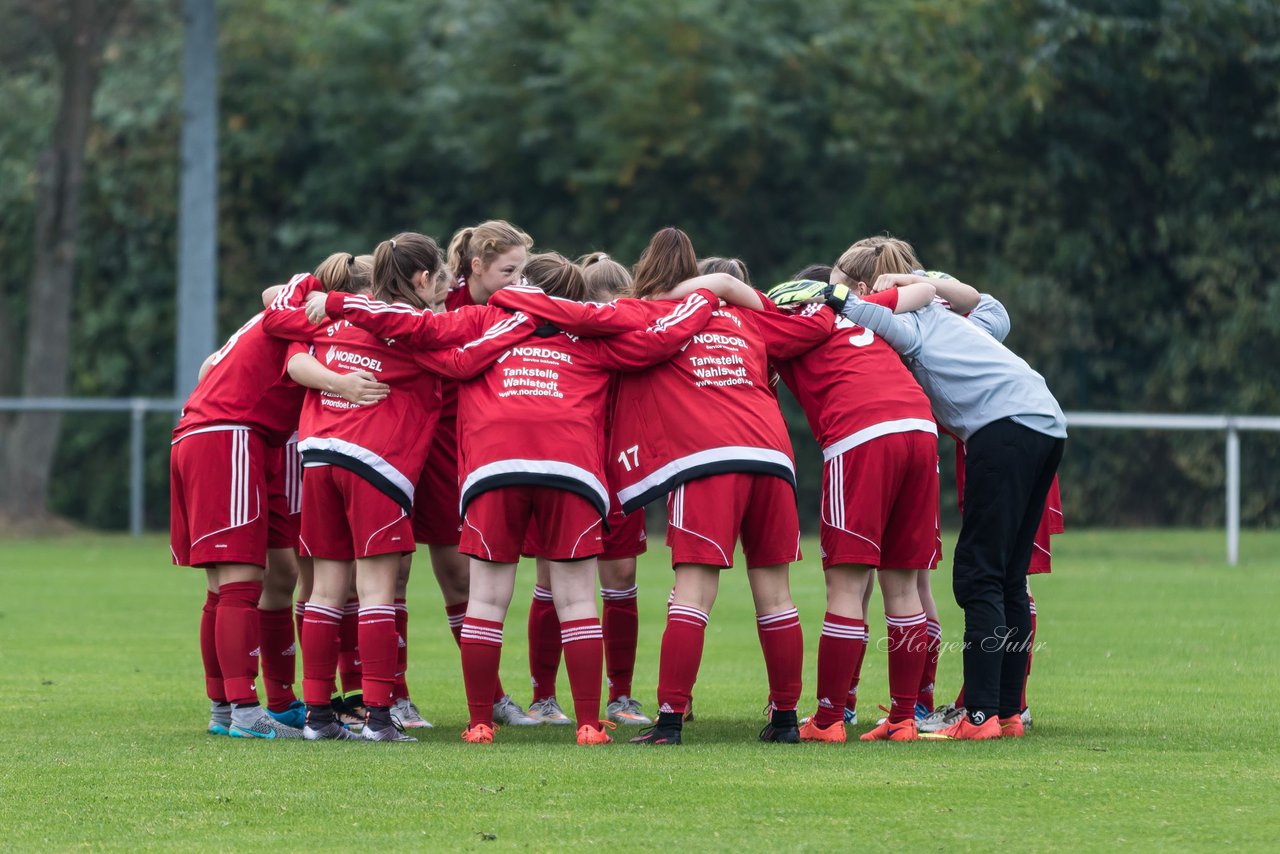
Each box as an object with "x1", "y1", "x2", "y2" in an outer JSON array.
[
  {"x1": 666, "y1": 472, "x2": 801, "y2": 569},
  {"x1": 299, "y1": 465, "x2": 414, "y2": 561},
  {"x1": 819, "y1": 431, "x2": 940, "y2": 570},
  {"x1": 412, "y1": 419, "x2": 462, "y2": 546},
  {"x1": 265, "y1": 438, "x2": 303, "y2": 550},
  {"x1": 170, "y1": 428, "x2": 268, "y2": 568},
  {"x1": 602, "y1": 508, "x2": 647, "y2": 561},
  {"x1": 1029, "y1": 478, "x2": 1064, "y2": 574},
  {"x1": 461, "y1": 486, "x2": 603, "y2": 564},
  {"x1": 525, "y1": 506, "x2": 646, "y2": 560}
]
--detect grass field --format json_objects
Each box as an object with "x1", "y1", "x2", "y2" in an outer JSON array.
[{"x1": 2, "y1": 530, "x2": 1278, "y2": 851}]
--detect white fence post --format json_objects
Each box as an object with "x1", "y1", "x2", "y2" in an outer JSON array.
[{"x1": 1226, "y1": 423, "x2": 1241, "y2": 566}]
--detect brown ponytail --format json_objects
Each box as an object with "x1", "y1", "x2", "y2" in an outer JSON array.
[
  {"x1": 577, "y1": 251, "x2": 632, "y2": 301},
  {"x1": 524, "y1": 252, "x2": 588, "y2": 302},
  {"x1": 630, "y1": 227, "x2": 699, "y2": 299},
  {"x1": 834, "y1": 236, "x2": 922, "y2": 288},
  {"x1": 313, "y1": 252, "x2": 372, "y2": 294},
  {"x1": 372, "y1": 232, "x2": 443, "y2": 310}
]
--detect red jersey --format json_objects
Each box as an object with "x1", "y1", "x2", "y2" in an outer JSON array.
[
  {"x1": 173, "y1": 273, "x2": 315, "y2": 447},
  {"x1": 457, "y1": 289, "x2": 715, "y2": 518},
  {"x1": 767, "y1": 291, "x2": 937, "y2": 460},
  {"x1": 439, "y1": 279, "x2": 479, "y2": 423},
  {"x1": 260, "y1": 281, "x2": 534, "y2": 512},
  {"x1": 490, "y1": 285, "x2": 826, "y2": 513}
]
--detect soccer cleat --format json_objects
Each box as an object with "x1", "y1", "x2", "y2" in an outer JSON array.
[
  {"x1": 803, "y1": 705, "x2": 857, "y2": 727},
  {"x1": 304, "y1": 720, "x2": 358, "y2": 741},
  {"x1": 361, "y1": 725, "x2": 417, "y2": 742},
  {"x1": 759, "y1": 709, "x2": 801, "y2": 744},
  {"x1": 576, "y1": 720, "x2": 616, "y2": 745},
  {"x1": 527, "y1": 696, "x2": 573, "y2": 725},
  {"x1": 229, "y1": 710, "x2": 305, "y2": 739},
  {"x1": 607, "y1": 695, "x2": 653, "y2": 726},
  {"x1": 493, "y1": 695, "x2": 538, "y2": 726},
  {"x1": 799, "y1": 718, "x2": 846, "y2": 743},
  {"x1": 630, "y1": 724, "x2": 682, "y2": 745},
  {"x1": 860, "y1": 717, "x2": 919, "y2": 741},
  {"x1": 999, "y1": 715, "x2": 1025, "y2": 738},
  {"x1": 1021, "y1": 707, "x2": 1033, "y2": 729},
  {"x1": 683, "y1": 698, "x2": 696, "y2": 723},
  {"x1": 918, "y1": 703, "x2": 965, "y2": 734},
  {"x1": 391, "y1": 698, "x2": 433, "y2": 729},
  {"x1": 919, "y1": 715, "x2": 1001, "y2": 741},
  {"x1": 208, "y1": 701, "x2": 232, "y2": 736},
  {"x1": 915, "y1": 702, "x2": 932, "y2": 722},
  {"x1": 333, "y1": 696, "x2": 364, "y2": 732},
  {"x1": 461, "y1": 723, "x2": 495, "y2": 744},
  {"x1": 266, "y1": 700, "x2": 307, "y2": 730}
]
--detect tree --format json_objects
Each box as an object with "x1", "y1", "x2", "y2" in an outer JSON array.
[{"x1": 0, "y1": 0, "x2": 130, "y2": 524}]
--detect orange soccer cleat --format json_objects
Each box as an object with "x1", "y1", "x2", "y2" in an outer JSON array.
[
  {"x1": 920, "y1": 714, "x2": 1001, "y2": 741},
  {"x1": 461, "y1": 723, "x2": 496, "y2": 744},
  {"x1": 859, "y1": 717, "x2": 919, "y2": 741},
  {"x1": 576, "y1": 720, "x2": 616, "y2": 746},
  {"x1": 999, "y1": 715, "x2": 1025, "y2": 738},
  {"x1": 799, "y1": 718, "x2": 847, "y2": 743}
]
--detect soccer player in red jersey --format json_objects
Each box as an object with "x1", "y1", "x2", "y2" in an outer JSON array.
[
  {"x1": 492, "y1": 228, "x2": 838, "y2": 745},
  {"x1": 269, "y1": 233, "x2": 538, "y2": 741},
  {"x1": 171, "y1": 264, "x2": 346, "y2": 739},
  {"x1": 413, "y1": 220, "x2": 540, "y2": 727},
  {"x1": 761, "y1": 242, "x2": 943, "y2": 744},
  {"x1": 521, "y1": 253, "x2": 656, "y2": 728}
]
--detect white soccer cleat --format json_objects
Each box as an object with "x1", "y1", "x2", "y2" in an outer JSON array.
[
  {"x1": 493, "y1": 694, "x2": 539, "y2": 726},
  {"x1": 527, "y1": 696, "x2": 574, "y2": 725},
  {"x1": 391, "y1": 698, "x2": 433, "y2": 729}
]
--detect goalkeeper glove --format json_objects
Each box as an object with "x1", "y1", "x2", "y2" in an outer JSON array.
[{"x1": 766, "y1": 279, "x2": 850, "y2": 312}]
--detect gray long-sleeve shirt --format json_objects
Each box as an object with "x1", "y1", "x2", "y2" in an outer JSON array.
[{"x1": 842, "y1": 295, "x2": 1066, "y2": 442}]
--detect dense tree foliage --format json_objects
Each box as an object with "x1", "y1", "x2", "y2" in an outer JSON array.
[{"x1": 1, "y1": 0, "x2": 1276, "y2": 529}]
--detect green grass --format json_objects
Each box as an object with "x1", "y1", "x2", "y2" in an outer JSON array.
[{"x1": 2, "y1": 530, "x2": 1278, "y2": 851}]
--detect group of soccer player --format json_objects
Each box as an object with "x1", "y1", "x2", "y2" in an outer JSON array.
[{"x1": 170, "y1": 219, "x2": 1065, "y2": 746}]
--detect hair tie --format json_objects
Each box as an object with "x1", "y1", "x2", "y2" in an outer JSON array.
[
  {"x1": 346, "y1": 253, "x2": 355, "y2": 267},
  {"x1": 390, "y1": 239, "x2": 397, "y2": 250}
]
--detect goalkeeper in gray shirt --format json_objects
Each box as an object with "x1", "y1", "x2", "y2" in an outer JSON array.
[{"x1": 774, "y1": 259, "x2": 1066, "y2": 740}]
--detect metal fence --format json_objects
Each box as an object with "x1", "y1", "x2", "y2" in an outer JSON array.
[{"x1": 3, "y1": 398, "x2": 1278, "y2": 564}]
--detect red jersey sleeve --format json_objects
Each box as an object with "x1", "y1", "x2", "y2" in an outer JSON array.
[
  {"x1": 261, "y1": 273, "x2": 326, "y2": 341},
  {"x1": 489, "y1": 285, "x2": 655, "y2": 335},
  {"x1": 587, "y1": 289, "x2": 716, "y2": 371},
  {"x1": 325, "y1": 293, "x2": 507, "y2": 348},
  {"x1": 864, "y1": 289, "x2": 899, "y2": 310},
  {"x1": 414, "y1": 311, "x2": 538, "y2": 380},
  {"x1": 750, "y1": 302, "x2": 836, "y2": 360}
]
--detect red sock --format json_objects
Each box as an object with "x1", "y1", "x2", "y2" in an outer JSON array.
[
  {"x1": 460, "y1": 617, "x2": 503, "y2": 727},
  {"x1": 601, "y1": 586, "x2": 639, "y2": 702},
  {"x1": 528, "y1": 586, "x2": 561, "y2": 702},
  {"x1": 301, "y1": 603, "x2": 342, "y2": 707},
  {"x1": 215, "y1": 581, "x2": 262, "y2": 705},
  {"x1": 258, "y1": 606, "x2": 298, "y2": 712},
  {"x1": 814, "y1": 612, "x2": 864, "y2": 727},
  {"x1": 338, "y1": 598, "x2": 362, "y2": 697},
  {"x1": 293, "y1": 600, "x2": 307, "y2": 642},
  {"x1": 918, "y1": 617, "x2": 942, "y2": 713},
  {"x1": 657, "y1": 605, "x2": 708, "y2": 715},
  {"x1": 560, "y1": 617, "x2": 604, "y2": 728},
  {"x1": 886, "y1": 612, "x2": 927, "y2": 723},
  {"x1": 357, "y1": 605, "x2": 398, "y2": 709},
  {"x1": 955, "y1": 686, "x2": 966, "y2": 708},
  {"x1": 393, "y1": 598, "x2": 409, "y2": 701},
  {"x1": 1022, "y1": 596, "x2": 1037, "y2": 711},
  {"x1": 200, "y1": 591, "x2": 225, "y2": 702},
  {"x1": 845, "y1": 631, "x2": 869, "y2": 712},
  {"x1": 446, "y1": 601, "x2": 467, "y2": 646},
  {"x1": 756, "y1": 607, "x2": 803, "y2": 712},
  {"x1": 449, "y1": 601, "x2": 508, "y2": 703}
]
